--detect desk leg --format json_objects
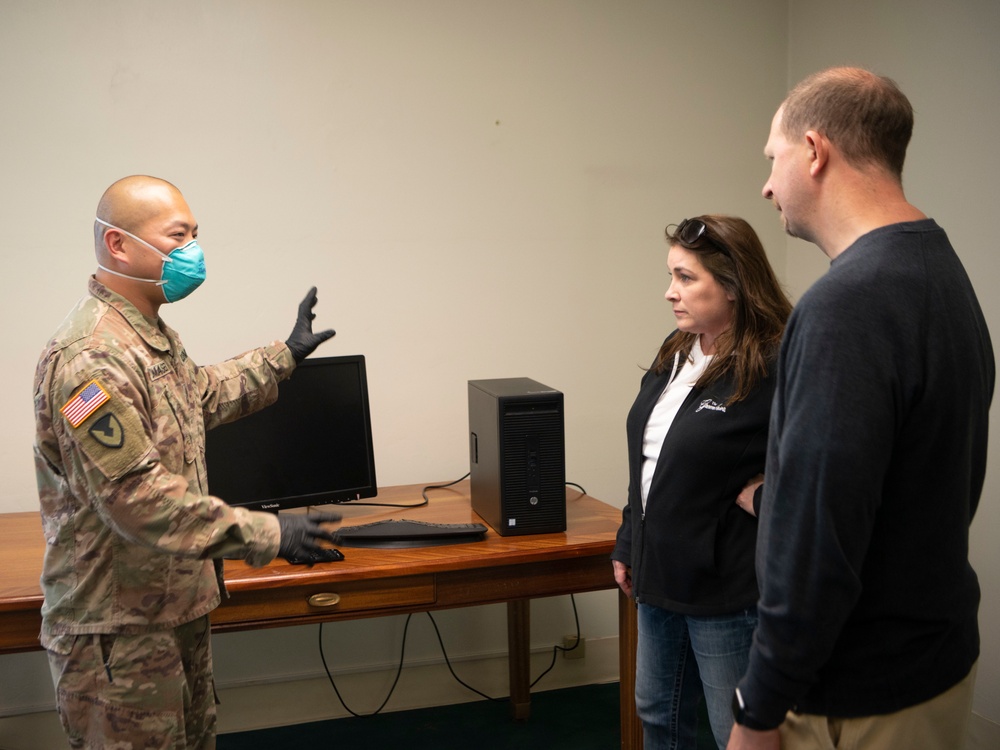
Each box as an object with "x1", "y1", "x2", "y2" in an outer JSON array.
[
  {"x1": 507, "y1": 599, "x2": 531, "y2": 720},
  {"x1": 619, "y1": 590, "x2": 642, "y2": 750}
]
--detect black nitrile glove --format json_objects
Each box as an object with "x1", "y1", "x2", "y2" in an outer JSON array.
[
  {"x1": 285, "y1": 286, "x2": 336, "y2": 364},
  {"x1": 277, "y1": 512, "x2": 343, "y2": 565}
]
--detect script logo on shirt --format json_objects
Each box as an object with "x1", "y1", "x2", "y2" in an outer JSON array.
[{"x1": 696, "y1": 398, "x2": 727, "y2": 413}]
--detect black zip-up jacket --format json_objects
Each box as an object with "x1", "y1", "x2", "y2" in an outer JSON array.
[{"x1": 612, "y1": 340, "x2": 777, "y2": 616}]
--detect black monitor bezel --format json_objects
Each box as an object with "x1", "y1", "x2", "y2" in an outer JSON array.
[{"x1": 205, "y1": 354, "x2": 378, "y2": 513}]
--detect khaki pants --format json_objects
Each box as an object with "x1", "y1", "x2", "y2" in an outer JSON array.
[
  {"x1": 780, "y1": 662, "x2": 978, "y2": 750},
  {"x1": 44, "y1": 615, "x2": 216, "y2": 750}
]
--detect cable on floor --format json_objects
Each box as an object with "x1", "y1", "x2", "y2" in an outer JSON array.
[
  {"x1": 316, "y1": 478, "x2": 588, "y2": 713},
  {"x1": 318, "y1": 613, "x2": 413, "y2": 717},
  {"x1": 531, "y1": 593, "x2": 581, "y2": 687}
]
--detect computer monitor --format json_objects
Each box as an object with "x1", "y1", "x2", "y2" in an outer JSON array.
[{"x1": 205, "y1": 354, "x2": 377, "y2": 512}]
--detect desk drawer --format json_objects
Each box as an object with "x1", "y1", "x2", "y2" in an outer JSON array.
[{"x1": 213, "y1": 575, "x2": 436, "y2": 626}]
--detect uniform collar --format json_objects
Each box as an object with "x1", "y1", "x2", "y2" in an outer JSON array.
[{"x1": 88, "y1": 276, "x2": 171, "y2": 352}]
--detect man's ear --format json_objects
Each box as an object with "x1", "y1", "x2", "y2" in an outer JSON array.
[
  {"x1": 103, "y1": 228, "x2": 128, "y2": 261},
  {"x1": 805, "y1": 129, "x2": 829, "y2": 177}
]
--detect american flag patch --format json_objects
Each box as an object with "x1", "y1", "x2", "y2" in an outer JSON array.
[{"x1": 60, "y1": 380, "x2": 110, "y2": 428}]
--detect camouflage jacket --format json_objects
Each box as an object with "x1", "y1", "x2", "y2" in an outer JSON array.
[{"x1": 34, "y1": 278, "x2": 291, "y2": 636}]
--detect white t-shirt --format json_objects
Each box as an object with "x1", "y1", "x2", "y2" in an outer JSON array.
[{"x1": 640, "y1": 337, "x2": 713, "y2": 512}]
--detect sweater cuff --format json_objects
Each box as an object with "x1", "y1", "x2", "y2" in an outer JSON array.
[
  {"x1": 753, "y1": 484, "x2": 764, "y2": 517},
  {"x1": 736, "y1": 670, "x2": 795, "y2": 730}
]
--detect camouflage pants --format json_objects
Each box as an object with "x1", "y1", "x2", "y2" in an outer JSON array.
[{"x1": 43, "y1": 615, "x2": 216, "y2": 750}]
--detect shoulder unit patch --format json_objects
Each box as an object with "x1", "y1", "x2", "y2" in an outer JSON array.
[{"x1": 88, "y1": 413, "x2": 124, "y2": 448}]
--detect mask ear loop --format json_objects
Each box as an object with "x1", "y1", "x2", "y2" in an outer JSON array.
[
  {"x1": 95, "y1": 263, "x2": 169, "y2": 287},
  {"x1": 95, "y1": 219, "x2": 170, "y2": 286},
  {"x1": 95, "y1": 218, "x2": 175, "y2": 264}
]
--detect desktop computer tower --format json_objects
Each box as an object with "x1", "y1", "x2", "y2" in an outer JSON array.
[{"x1": 468, "y1": 378, "x2": 566, "y2": 536}]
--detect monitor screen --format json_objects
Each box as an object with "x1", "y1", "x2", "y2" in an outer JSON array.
[{"x1": 205, "y1": 354, "x2": 377, "y2": 512}]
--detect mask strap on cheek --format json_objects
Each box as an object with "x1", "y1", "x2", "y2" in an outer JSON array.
[
  {"x1": 95, "y1": 217, "x2": 174, "y2": 264},
  {"x1": 173, "y1": 240, "x2": 199, "y2": 254}
]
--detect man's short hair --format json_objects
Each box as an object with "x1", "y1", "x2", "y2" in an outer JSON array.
[{"x1": 781, "y1": 67, "x2": 913, "y2": 180}]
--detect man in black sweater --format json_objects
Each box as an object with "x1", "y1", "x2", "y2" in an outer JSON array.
[{"x1": 727, "y1": 68, "x2": 994, "y2": 750}]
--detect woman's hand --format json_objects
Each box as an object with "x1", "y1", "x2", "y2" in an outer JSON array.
[
  {"x1": 737, "y1": 474, "x2": 765, "y2": 517},
  {"x1": 613, "y1": 560, "x2": 633, "y2": 597}
]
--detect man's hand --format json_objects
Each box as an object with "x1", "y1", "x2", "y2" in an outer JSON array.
[
  {"x1": 285, "y1": 286, "x2": 336, "y2": 363},
  {"x1": 613, "y1": 560, "x2": 633, "y2": 597},
  {"x1": 726, "y1": 725, "x2": 780, "y2": 750},
  {"x1": 277, "y1": 512, "x2": 341, "y2": 564},
  {"x1": 736, "y1": 473, "x2": 765, "y2": 517}
]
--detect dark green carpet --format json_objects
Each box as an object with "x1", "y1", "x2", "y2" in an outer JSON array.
[{"x1": 218, "y1": 682, "x2": 717, "y2": 749}]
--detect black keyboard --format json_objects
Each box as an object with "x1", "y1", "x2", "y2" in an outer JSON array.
[{"x1": 334, "y1": 519, "x2": 488, "y2": 548}]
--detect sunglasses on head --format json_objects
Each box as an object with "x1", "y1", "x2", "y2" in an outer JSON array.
[
  {"x1": 675, "y1": 218, "x2": 707, "y2": 245},
  {"x1": 668, "y1": 218, "x2": 731, "y2": 257}
]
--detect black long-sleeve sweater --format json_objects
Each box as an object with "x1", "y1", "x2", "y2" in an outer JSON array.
[{"x1": 740, "y1": 220, "x2": 994, "y2": 726}]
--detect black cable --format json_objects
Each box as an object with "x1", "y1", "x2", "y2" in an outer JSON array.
[
  {"x1": 318, "y1": 594, "x2": 582, "y2": 711},
  {"x1": 421, "y1": 472, "x2": 471, "y2": 504},
  {"x1": 323, "y1": 474, "x2": 580, "y2": 510},
  {"x1": 316, "y1": 475, "x2": 587, "y2": 709},
  {"x1": 424, "y1": 612, "x2": 499, "y2": 702},
  {"x1": 530, "y1": 593, "x2": 582, "y2": 687},
  {"x1": 318, "y1": 616, "x2": 412, "y2": 717},
  {"x1": 526, "y1": 481, "x2": 585, "y2": 683},
  {"x1": 310, "y1": 472, "x2": 472, "y2": 510}
]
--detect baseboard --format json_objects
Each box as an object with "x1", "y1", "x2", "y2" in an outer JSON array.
[
  {"x1": 0, "y1": 636, "x2": 620, "y2": 749},
  {"x1": 3, "y1": 639, "x2": 994, "y2": 750},
  {"x1": 969, "y1": 711, "x2": 1000, "y2": 750},
  {"x1": 214, "y1": 634, "x2": 620, "y2": 733}
]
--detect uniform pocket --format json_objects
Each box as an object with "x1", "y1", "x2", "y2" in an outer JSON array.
[
  {"x1": 159, "y1": 387, "x2": 200, "y2": 467},
  {"x1": 40, "y1": 631, "x2": 77, "y2": 656}
]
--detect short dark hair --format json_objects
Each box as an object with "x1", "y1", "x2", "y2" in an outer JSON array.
[
  {"x1": 781, "y1": 67, "x2": 913, "y2": 180},
  {"x1": 654, "y1": 215, "x2": 791, "y2": 404}
]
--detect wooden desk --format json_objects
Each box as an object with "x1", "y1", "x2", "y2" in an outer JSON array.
[{"x1": 0, "y1": 482, "x2": 642, "y2": 748}]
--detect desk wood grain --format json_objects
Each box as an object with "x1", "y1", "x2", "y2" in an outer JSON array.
[{"x1": 0, "y1": 482, "x2": 641, "y2": 748}]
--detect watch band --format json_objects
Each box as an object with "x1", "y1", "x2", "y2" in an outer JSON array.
[{"x1": 732, "y1": 687, "x2": 774, "y2": 731}]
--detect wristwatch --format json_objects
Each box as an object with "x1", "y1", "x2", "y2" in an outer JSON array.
[{"x1": 732, "y1": 687, "x2": 772, "y2": 731}]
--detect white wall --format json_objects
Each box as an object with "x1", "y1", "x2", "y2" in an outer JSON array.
[
  {"x1": 1, "y1": 0, "x2": 996, "y2": 738},
  {"x1": 0, "y1": 0, "x2": 787, "y2": 719}
]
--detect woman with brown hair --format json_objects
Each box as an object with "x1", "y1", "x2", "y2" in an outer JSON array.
[{"x1": 612, "y1": 215, "x2": 791, "y2": 749}]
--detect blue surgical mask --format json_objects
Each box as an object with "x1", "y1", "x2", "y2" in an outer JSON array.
[{"x1": 95, "y1": 217, "x2": 207, "y2": 303}]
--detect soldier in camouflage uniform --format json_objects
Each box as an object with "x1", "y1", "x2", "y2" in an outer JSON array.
[{"x1": 34, "y1": 175, "x2": 341, "y2": 749}]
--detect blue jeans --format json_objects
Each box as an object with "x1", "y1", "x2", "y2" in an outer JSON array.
[{"x1": 635, "y1": 603, "x2": 757, "y2": 750}]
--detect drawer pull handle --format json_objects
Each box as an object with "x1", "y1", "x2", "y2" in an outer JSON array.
[{"x1": 308, "y1": 593, "x2": 341, "y2": 608}]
